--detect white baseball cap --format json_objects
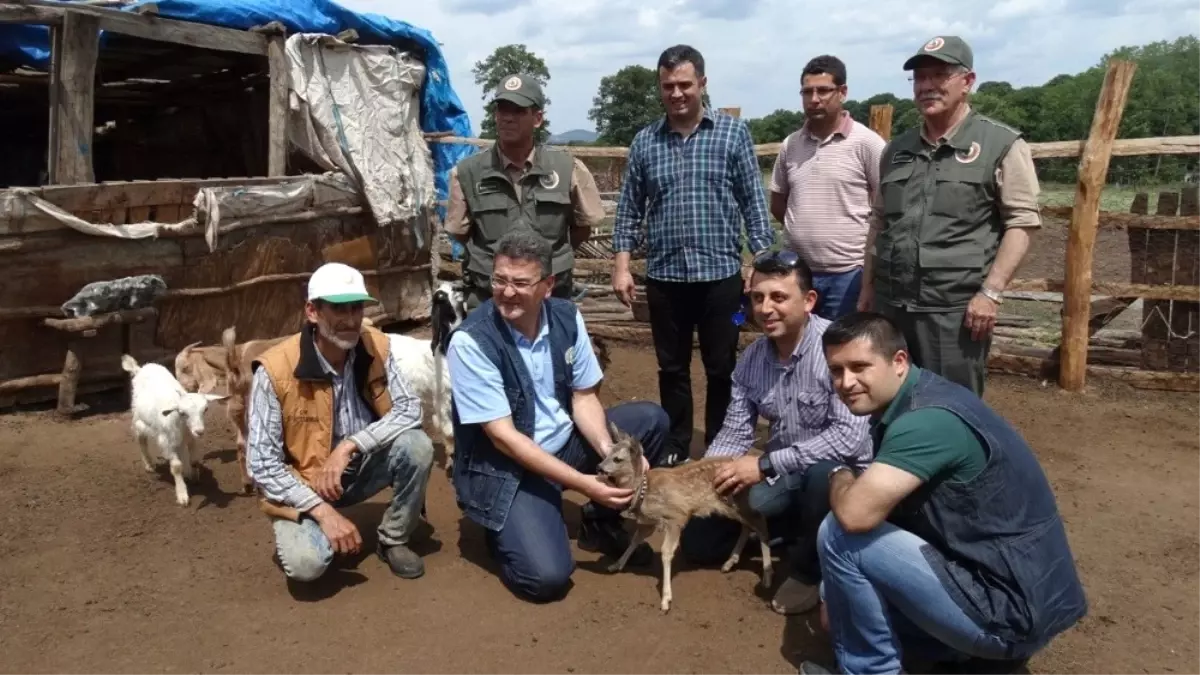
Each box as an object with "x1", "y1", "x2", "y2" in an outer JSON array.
[{"x1": 307, "y1": 262, "x2": 376, "y2": 304}]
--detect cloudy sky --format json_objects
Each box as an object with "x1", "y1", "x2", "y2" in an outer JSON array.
[{"x1": 342, "y1": 0, "x2": 1198, "y2": 136}]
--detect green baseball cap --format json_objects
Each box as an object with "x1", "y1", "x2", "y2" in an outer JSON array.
[
  {"x1": 903, "y1": 35, "x2": 974, "y2": 71},
  {"x1": 491, "y1": 73, "x2": 545, "y2": 109}
]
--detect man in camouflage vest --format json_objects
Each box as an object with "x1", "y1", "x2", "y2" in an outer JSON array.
[
  {"x1": 444, "y1": 73, "x2": 607, "y2": 311},
  {"x1": 856, "y1": 36, "x2": 1041, "y2": 396}
]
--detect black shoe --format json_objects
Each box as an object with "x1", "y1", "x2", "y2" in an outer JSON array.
[
  {"x1": 376, "y1": 542, "x2": 425, "y2": 579},
  {"x1": 578, "y1": 516, "x2": 652, "y2": 566}
]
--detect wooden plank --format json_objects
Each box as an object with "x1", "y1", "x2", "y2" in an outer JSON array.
[
  {"x1": 12, "y1": 0, "x2": 268, "y2": 55},
  {"x1": 1060, "y1": 59, "x2": 1137, "y2": 392},
  {"x1": 717, "y1": 107, "x2": 741, "y2": 119},
  {"x1": 1040, "y1": 205, "x2": 1199, "y2": 230},
  {"x1": 869, "y1": 104, "x2": 893, "y2": 141},
  {"x1": 0, "y1": 3, "x2": 62, "y2": 24},
  {"x1": 1007, "y1": 278, "x2": 1198, "y2": 301},
  {"x1": 51, "y1": 11, "x2": 100, "y2": 185},
  {"x1": 266, "y1": 34, "x2": 289, "y2": 176},
  {"x1": 45, "y1": 21, "x2": 62, "y2": 183},
  {"x1": 44, "y1": 307, "x2": 156, "y2": 333}
]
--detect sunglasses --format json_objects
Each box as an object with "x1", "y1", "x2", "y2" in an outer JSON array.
[{"x1": 752, "y1": 249, "x2": 802, "y2": 274}]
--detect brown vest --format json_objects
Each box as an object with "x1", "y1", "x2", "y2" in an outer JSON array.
[{"x1": 252, "y1": 324, "x2": 393, "y2": 492}]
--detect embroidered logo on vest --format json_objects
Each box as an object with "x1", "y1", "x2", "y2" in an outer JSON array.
[
  {"x1": 539, "y1": 170, "x2": 560, "y2": 190},
  {"x1": 955, "y1": 141, "x2": 982, "y2": 164}
]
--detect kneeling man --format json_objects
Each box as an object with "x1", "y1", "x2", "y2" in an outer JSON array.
[
  {"x1": 801, "y1": 312, "x2": 1087, "y2": 674},
  {"x1": 246, "y1": 262, "x2": 435, "y2": 583},
  {"x1": 446, "y1": 229, "x2": 672, "y2": 602}
]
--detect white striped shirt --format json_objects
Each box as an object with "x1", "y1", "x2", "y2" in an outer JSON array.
[{"x1": 706, "y1": 314, "x2": 872, "y2": 474}]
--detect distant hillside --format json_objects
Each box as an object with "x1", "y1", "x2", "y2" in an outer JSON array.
[{"x1": 548, "y1": 129, "x2": 598, "y2": 144}]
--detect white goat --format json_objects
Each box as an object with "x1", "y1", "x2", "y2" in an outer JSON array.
[
  {"x1": 121, "y1": 354, "x2": 227, "y2": 506},
  {"x1": 384, "y1": 281, "x2": 467, "y2": 473}
]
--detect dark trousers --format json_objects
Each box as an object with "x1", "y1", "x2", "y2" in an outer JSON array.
[
  {"x1": 876, "y1": 299, "x2": 992, "y2": 397},
  {"x1": 644, "y1": 273, "x2": 744, "y2": 460},
  {"x1": 812, "y1": 267, "x2": 863, "y2": 321},
  {"x1": 464, "y1": 269, "x2": 575, "y2": 312},
  {"x1": 678, "y1": 459, "x2": 838, "y2": 585},
  {"x1": 484, "y1": 401, "x2": 670, "y2": 602}
]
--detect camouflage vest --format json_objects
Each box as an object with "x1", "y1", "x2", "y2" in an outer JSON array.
[
  {"x1": 456, "y1": 145, "x2": 576, "y2": 278},
  {"x1": 871, "y1": 109, "x2": 1021, "y2": 310}
]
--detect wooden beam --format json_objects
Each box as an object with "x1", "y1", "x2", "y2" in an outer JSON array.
[
  {"x1": 1005, "y1": 278, "x2": 1198, "y2": 302},
  {"x1": 1060, "y1": 59, "x2": 1138, "y2": 392},
  {"x1": 0, "y1": 3, "x2": 63, "y2": 24},
  {"x1": 718, "y1": 106, "x2": 741, "y2": 118},
  {"x1": 1040, "y1": 205, "x2": 1200, "y2": 230},
  {"x1": 50, "y1": 10, "x2": 100, "y2": 185},
  {"x1": 266, "y1": 34, "x2": 289, "y2": 176},
  {"x1": 869, "y1": 104, "x2": 893, "y2": 141},
  {"x1": 14, "y1": 0, "x2": 268, "y2": 55}
]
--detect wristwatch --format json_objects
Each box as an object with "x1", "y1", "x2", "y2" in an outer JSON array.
[
  {"x1": 757, "y1": 453, "x2": 777, "y2": 480},
  {"x1": 978, "y1": 285, "x2": 1004, "y2": 304},
  {"x1": 828, "y1": 464, "x2": 852, "y2": 480}
]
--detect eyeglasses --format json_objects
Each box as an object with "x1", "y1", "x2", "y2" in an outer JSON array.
[
  {"x1": 490, "y1": 275, "x2": 545, "y2": 292},
  {"x1": 752, "y1": 249, "x2": 802, "y2": 274},
  {"x1": 800, "y1": 86, "x2": 839, "y2": 99}
]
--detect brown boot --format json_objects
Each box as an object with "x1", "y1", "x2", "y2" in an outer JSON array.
[
  {"x1": 770, "y1": 576, "x2": 821, "y2": 614},
  {"x1": 377, "y1": 542, "x2": 424, "y2": 579}
]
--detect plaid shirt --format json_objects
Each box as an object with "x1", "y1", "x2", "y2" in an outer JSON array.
[
  {"x1": 613, "y1": 108, "x2": 775, "y2": 283},
  {"x1": 705, "y1": 315, "x2": 872, "y2": 475}
]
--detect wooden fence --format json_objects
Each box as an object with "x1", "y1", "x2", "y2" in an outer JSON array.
[{"x1": 426, "y1": 59, "x2": 1199, "y2": 392}]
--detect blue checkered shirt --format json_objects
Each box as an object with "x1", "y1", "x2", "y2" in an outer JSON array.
[{"x1": 612, "y1": 109, "x2": 775, "y2": 282}]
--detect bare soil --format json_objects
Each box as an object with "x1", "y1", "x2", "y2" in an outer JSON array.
[{"x1": 0, "y1": 340, "x2": 1196, "y2": 674}]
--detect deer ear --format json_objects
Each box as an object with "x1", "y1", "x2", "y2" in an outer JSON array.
[{"x1": 607, "y1": 420, "x2": 623, "y2": 441}]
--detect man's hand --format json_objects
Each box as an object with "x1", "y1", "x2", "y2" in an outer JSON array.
[
  {"x1": 713, "y1": 455, "x2": 764, "y2": 497},
  {"x1": 964, "y1": 291, "x2": 999, "y2": 341},
  {"x1": 582, "y1": 475, "x2": 635, "y2": 510},
  {"x1": 310, "y1": 503, "x2": 362, "y2": 555},
  {"x1": 856, "y1": 281, "x2": 874, "y2": 312},
  {"x1": 315, "y1": 442, "x2": 355, "y2": 502},
  {"x1": 612, "y1": 268, "x2": 636, "y2": 307}
]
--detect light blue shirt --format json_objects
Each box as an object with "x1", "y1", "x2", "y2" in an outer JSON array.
[{"x1": 446, "y1": 308, "x2": 603, "y2": 454}]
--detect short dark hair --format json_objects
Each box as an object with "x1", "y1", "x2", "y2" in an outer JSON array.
[
  {"x1": 751, "y1": 249, "x2": 814, "y2": 293},
  {"x1": 494, "y1": 229, "x2": 552, "y2": 277},
  {"x1": 657, "y1": 44, "x2": 705, "y2": 77},
  {"x1": 822, "y1": 311, "x2": 908, "y2": 357},
  {"x1": 802, "y1": 54, "x2": 847, "y2": 86}
]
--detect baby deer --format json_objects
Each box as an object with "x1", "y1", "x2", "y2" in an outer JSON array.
[{"x1": 597, "y1": 421, "x2": 773, "y2": 612}]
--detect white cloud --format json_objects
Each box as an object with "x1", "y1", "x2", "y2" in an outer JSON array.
[{"x1": 342, "y1": 0, "x2": 1198, "y2": 136}]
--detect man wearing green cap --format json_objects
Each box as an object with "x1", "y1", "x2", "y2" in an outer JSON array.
[
  {"x1": 857, "y1": 35, "x2": 1041, "y2": 396},
  {"x1": 445, "y1": 73, "x2": 607, "y2": 311}
]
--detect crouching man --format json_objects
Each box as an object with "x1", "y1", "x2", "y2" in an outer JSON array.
[
  {"x1": 446, "y1": 229, "x2": 672, "y2": 602},
  {"x1": 246, "y1": 262, "x2": 435, "y2": 583},
  {"x1": 800, "y1": 312, "x2": 1087, "y2": 675}
]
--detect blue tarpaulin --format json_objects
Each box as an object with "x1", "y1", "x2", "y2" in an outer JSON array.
[{"x1": 0, "y1": 0, "x2": 478, "y2": 210}]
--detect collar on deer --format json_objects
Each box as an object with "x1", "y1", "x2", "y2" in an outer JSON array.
[{"x1": 623, "y1": 473, "x2": 649, "y2": 515}]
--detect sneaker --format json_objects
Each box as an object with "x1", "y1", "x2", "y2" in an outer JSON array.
[
  {"x1": 376, "y1": 542, "x2": 425, "y2": 579},
  {"x1": 770, "y1": 576, "x2": 821, "y2": 614},
  {"x1": 578, "y1": 516, "x2": 652, "y2": 566}
]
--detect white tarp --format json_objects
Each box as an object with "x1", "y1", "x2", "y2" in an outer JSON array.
[{"x1": 284, "y1": 33, "x2": 436, "y2": 228}]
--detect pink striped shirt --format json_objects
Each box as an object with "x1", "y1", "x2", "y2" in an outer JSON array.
[{"x1": 769, "y1": 112, "x2": 886, "y2": 274}]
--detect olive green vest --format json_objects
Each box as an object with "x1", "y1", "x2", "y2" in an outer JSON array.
[
  {"x1": 456, "y1": 145, "x2": 577, "y2": 278},
  {"x1": 871, "y1": 110, "x2": 1021, "y2": 311}
]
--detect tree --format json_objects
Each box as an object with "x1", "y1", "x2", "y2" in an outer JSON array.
[
  {"x1": 471, "y1": 44, "x2": 552, "y2": 143},
  {"x1": 588, "y1": 65, "x2": 662, "y2": 146},
  {"x1": 745, "y1": 109, "x2": 805, "y2": 144}
]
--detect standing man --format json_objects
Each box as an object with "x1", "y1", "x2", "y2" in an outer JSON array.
[
  {"x1": 445, "y1": 72, "x2": 608, "y2": 311},
  {"x1": 857, "y1": 36, "x2": 1041, "y2": 396},
  {"x1": 246, "y1": 262, "x2": 435, "y2": 583},
  {"x1": 799, "y1": 312, "x2": 1087, "y2": 674},
  {"x1": 612, "y1": 44, "x2": 776, "y2": 463},
  {"x1": 678, "y1": 250, "x2": 871, "y2": 616},
  {"x1": 770, "y1": 55, "x2": 885, "y2": 320}
]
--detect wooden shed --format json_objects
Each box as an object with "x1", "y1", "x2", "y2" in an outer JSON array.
[{"x1": 0, "y1": 0, "x2": 439, "y2": 411}]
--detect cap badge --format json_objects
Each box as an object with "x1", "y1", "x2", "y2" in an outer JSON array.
[
  {"x1": 503, "y1": 76, "x2": 522, "y2": 91},
  {"x1": 924, "y1": 37, "x2": 945, "y2": 52}
]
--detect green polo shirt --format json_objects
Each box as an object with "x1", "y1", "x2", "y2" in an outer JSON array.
[{"x1": 874, "y1": 366, "x2": 987, "y2": 484}]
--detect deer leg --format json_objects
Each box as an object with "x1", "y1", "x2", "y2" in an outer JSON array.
[
  {"x1": 660, "y1": 524, "x2": 681, "y2": 613},
  {"x1": 720, "y1": 523, "x2": 752, "y2": 573},
  {"x1": 751, "y1": 515, "x2": 774, "y2": 588},
  {"x1": 608, "y1": 524, "x2": 654, "y2": 574}
]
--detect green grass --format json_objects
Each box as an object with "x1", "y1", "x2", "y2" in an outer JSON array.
[{"x1": 1037, "y1": 182, "x2": 1189, "y2": 213}]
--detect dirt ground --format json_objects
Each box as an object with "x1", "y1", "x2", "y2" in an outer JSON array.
[{"x1": 0, "y1": 340, "x2": 1196, "y2": 674}]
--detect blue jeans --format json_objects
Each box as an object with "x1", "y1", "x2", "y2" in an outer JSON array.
[
  {"x1": 818, "y1": 514, "x2": 1046, "y2": 674},
  {"x1": 485, "y1": 401, "x2": 670, "y2": 602},
  {"x1": 271, "y1": 429, "x2": 435, "y2": 582},
  {"x1": 812, "y1": 267, "x2": 862, "y2": 321},
  {"x1": 679, "y1": 460, "x2": 839, "y2": 584}
]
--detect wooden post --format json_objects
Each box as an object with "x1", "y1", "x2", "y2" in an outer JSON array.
[
  {"x1": 718, "y1": 106, "x2": 741, "y2": 118},
  {"x1": 49, "y1": 11, "x2": 100, "y2": 185},
  {"x1": 266, "y1": 33, "x2": 289, "y2": 176},
  {"x1": 869, "y1": 104, "x2": 893, "y2": 141},
  {"x1": 1059, "y1": 58, "x2": 1138, "y2": 392},
  {"x1": 57, "y1": 340, "x2": 82, "y2": 415}
]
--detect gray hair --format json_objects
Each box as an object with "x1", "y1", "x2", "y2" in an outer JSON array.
[{"x1": 495, "y1": 229, "x2": 552, "y2": 277}]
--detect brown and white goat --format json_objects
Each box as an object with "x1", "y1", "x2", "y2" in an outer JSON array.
[
  {"x1": 219, "y1": 327, "x2": 287, "y2": 494},
  {"x1": 597, "y1": 421, "x2": 773, "y2": 612}
]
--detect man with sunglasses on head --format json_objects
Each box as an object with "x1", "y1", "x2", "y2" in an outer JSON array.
[
  {"x1": 444, "y1": 73, "x2": 608, "y2": 311},
  {"x1": 770, "y1": 55, "x2": 886, "y2": 321},
  {"x1": 445, "y1": 229, "x2": 672, "y2": 603},
  {"x1": 857, "y1": 36, "x2": 1040, "y2": 397},
  {"x1": 679, "y1": 249, "x2": 871, "y2": 616}
]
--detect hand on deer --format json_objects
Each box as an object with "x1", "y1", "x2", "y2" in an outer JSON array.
[
  {"x1": 315, "y1": 442, "x2": 356, "y2": 502},
  {"x1": 584, "y1": 476, "x2": 635, "y2": 510},
  {"x1": 713, "y1": 455, "x2": 763, "y2": 497}
]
